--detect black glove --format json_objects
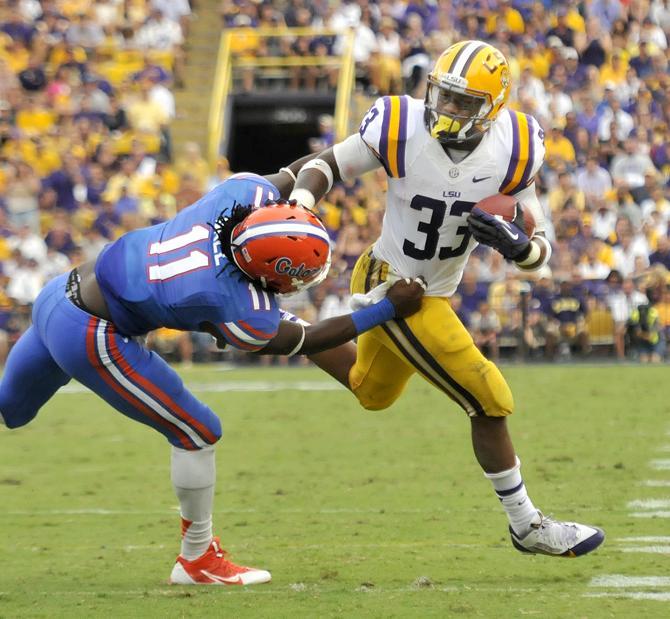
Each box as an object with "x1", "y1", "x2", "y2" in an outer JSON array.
[{"x1": 467, "y1": 206, "x2": 531, "y2": 261}]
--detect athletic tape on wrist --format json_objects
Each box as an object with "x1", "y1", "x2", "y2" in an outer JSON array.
[
  {"x1": 515, "y1": 241, "x2": 540, "y2": 266},
  {"x1": 350, "y1": 297, "x2": 396, "y2": 335},
  {"x1": 287, "y1": 323, "x2": 306, "y2": 356},
  {"x1": 279, "y1": 167, "x2": 297, "y2": 183},
  {"x1": 300, "y1": 158, "x2": 334, "y2": 193},
  {"x1": 289, "y1": 187, "x2": 316, "y2": 210}
]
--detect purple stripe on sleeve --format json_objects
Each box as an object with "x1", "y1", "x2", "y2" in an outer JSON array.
[
  {"x1": 500, "y1": 111, "x2": 520, "y2": 192},
  {"x1": 517, "y1": 114, "x2": 535, "y2": 191},
  {"x1": 378, "y1": 97, "x2": 391, "y2": 171},
  {"x1": 397, "y1": 96, "x2": 408, "y2": 178}
]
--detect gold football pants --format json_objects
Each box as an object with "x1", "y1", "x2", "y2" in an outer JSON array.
[{"x1": 349, "y1": 249, "x2": 514, "y2": 417}]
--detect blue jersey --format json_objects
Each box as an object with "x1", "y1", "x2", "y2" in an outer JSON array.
[{"x1": 95, "y1": 174, "x2": 281, "y2": 351}]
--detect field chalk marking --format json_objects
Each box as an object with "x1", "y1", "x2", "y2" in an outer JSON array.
[
  {"x1": 627, "y1": 499, "x2": 670, "y2": 509},
  {"x1": 585, "y1": 592, "x2": 670, "y2": 601},
  {"x1": 590, "y1": 575, "x2": 670, "y2": 588},
  {"x1": 58, "y1": 381, "x2": 343, "y2": 395}
]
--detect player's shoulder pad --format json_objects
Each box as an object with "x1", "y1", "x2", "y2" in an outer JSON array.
[
  {"x1": 358, "y1": 95, "x2": 420, "y2": 179},
  {"x1": 495, "y1": 109, "x2": 546, "y2": 196},
  {"x1": 219, "y1": 283, "x2": 280, "y2": 351},
  {"x1": 220, "y1": 173, "x2": 280, "y2": 208}
]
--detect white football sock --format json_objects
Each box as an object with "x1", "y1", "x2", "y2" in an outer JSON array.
[
  {"x1": 484, "y1": 456, "x2": 538, "y2": 536},
  {"x1": 171, "y1": 445, "x2": 216, "y2": 560}
]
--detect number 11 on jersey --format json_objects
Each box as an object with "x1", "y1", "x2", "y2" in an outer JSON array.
[{"x1": 148, "y1": 225, "x2": 212, "y2": 282}]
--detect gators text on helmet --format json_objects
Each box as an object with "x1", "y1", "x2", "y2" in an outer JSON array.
[{"x1": 229, "y1": 202, "x2": 331, "y2": 295}]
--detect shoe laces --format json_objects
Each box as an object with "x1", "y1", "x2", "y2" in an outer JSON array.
[
  {"x1": 211, "y1": 539, "x2": 229, "y2": 561},
  {"x1": 534, "y1": 513, "x2": 579, "y2": 547}
]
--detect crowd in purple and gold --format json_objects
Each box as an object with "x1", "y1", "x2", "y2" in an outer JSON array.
[
  {"x1": 0, "y1": 0, "x2": 227, "y2": 363},
  {"x1": 2, "y1": 1, "x2": 670, "y2": 365},
  {"x1": 285, "y1": 0, "x2": 670, "y2": 363}
]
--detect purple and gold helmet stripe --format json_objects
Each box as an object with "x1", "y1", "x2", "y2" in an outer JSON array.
[
  {"x1": 445, "y1": 40, "x2": 469, "y2": 73},
  {"x1": 500, "y1": 111, "x2": 532, "y2": 195},
  {"x1": 458, "y1": 42, "x2": 487, "y2": 78}
]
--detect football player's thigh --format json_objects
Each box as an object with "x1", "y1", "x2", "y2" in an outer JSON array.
[
  {"x1": 349, "y1": 329, "x2": 414, "y2": 411},
  {"x1": 0, "y1": 325, "x2": 71, "y2": 428},
  {"x1": 48, "y1": 314, "x2": 222, "y2": 450},
  {"x1": 384, "y1": 298, "x2": 514, "y2": 417}
]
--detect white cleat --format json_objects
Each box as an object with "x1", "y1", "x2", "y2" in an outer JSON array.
[{"x1": 510, "y1": 511, "x2": 605, "y2": 557}]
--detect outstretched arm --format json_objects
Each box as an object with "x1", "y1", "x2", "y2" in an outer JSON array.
[
  {"x1": 259, "y1": 277, "x2": 425, "y2": 357},
  {"x1": 263, "y1": 152, "x2": 319, "y2": 198},
  {"x1": 276, "y1": 133, "x2": 383, "y2": 210}
]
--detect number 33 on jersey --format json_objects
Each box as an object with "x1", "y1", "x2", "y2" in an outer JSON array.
[{"x1": 358, "y1": 95, "x2": 545, "y2": 296}]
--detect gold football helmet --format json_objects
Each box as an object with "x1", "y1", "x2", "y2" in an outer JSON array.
[{"x1": 425, "y1": 40, "x2": 511, "y2": 146}]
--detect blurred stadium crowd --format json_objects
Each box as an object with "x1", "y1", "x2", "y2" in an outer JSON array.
[{"x1": 1, "y1": 0, "x2": 670, "y2": 365}]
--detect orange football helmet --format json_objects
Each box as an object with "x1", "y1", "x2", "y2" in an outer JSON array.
[
  {"x1": 425, "y1": 40, "x2": 511, "y2": 146},
  {"x1": 230, "y1": 202, "x2": 331, "y2": 294}
]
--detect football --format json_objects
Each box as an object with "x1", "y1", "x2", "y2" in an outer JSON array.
[{"x1": 475, "y1": 194, "x2": 536, "y2": 237}]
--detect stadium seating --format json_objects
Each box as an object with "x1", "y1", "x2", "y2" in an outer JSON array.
[{"x1": 1, "y1": 0, "x2": 669, "y2": 364}]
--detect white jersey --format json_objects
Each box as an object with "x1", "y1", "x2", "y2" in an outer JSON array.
[{"x1": 355, "y1": 95, "x2": 546, "y2": 297}]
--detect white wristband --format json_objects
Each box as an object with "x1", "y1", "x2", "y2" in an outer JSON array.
[
  {"x1": 300, "y1": 158, "x2": 334, "y2": 192},
  {"x1": 279, "y1": 167, "x2": 297, "y2": 183},
  {"x1": 286, "y1": 324, "x2": 306, "y2": 357},
  {"x1": 515, "y1": 241, "x2": 541, "y2": 267},
  {"x1": 289, "y1": 187, "x2": 316, "y2": 210}
]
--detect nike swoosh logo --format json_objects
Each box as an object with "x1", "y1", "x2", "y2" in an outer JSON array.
[
  {"x1": 472, "y1": 175, "x2": 492, "y2": 183},
  {"x1": 499, "y1": 220, "x2": 519, "y2": 240},
  {"x1": 201, "y1": 569, "x2": 243, "y2": 584}
]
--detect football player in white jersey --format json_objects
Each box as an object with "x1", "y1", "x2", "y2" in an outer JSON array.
[{"x1": 277, "y1": 40, "x2": 604, "y2": 558}]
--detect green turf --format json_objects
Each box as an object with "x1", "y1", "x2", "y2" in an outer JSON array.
[{"x1": 2, "y1": 365, "x2": 670, "y2": 618}]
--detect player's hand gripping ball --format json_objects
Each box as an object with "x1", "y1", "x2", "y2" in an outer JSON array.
[{"x1": 467, "y1": 193, "x2": 536, "y2": 261}]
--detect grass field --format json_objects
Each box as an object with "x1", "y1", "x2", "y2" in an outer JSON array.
[{"x1": 2, "y1": 364, "x2": 670, "y2": 618}]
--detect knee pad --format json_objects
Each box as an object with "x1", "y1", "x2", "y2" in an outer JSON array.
[
  {"x1": 0, "y1": 401, "x2": 38, "y2": 429},
  {"x1": 351, "y1": 381, "x2": 405, "y2": 411},
  {"x1": 479, "y1": 361, "x2": 514, "y2": 417}
]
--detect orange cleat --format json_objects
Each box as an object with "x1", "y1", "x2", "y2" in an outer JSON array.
[{"x1": 169, "y1": 537, "x2": 271, "y2": 585}]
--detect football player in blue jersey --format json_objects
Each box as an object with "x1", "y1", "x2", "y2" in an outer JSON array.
[{"x1": 0, "y1": 171, "x2": 425, "y2": 585}]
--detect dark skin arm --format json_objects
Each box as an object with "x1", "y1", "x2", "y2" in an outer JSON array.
[
  {"x1": 261, "y1": 278, "x2": 424, "y2": 356},
  {"x1": 263, "y1": 152, "x2": 322, "y2": 198},
  {"x1": 202, "y1": 279, "x2": 423, "y2": 382},
  {"x1": 276, "y1": 147, "x2": 342, "y2": 203}
]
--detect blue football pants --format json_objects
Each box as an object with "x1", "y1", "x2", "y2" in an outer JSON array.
[{"x1": 0, "y1": 274, "x2": 221, "y2": 449}]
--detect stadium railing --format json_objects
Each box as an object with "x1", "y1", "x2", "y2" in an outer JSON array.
[{"x1": 207, "y1": 27, "x2": 356, "y2": 168}]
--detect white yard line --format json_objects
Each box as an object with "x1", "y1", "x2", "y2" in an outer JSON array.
[
  {"x1": 616, "y1": 537, "x2": 670, "y2": 543},
  {"x1": 590, "y1": 575, "x2": 670, "y2": 588},
  {"x1": 58, "y1": 381, "x2": 344, "y2": 395},
  {"x1": 586, "y1": 428, "x2": 670, "y2": 603},
  {"x1": 619, "y1": 546, "x2": 670, "y2": 554},
  {"x1": 627, "y1": 499, "x2": 670, "y2": 509},
  {"x1": 585, "y1": 592, "x2": 670, "y2": 601}
]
